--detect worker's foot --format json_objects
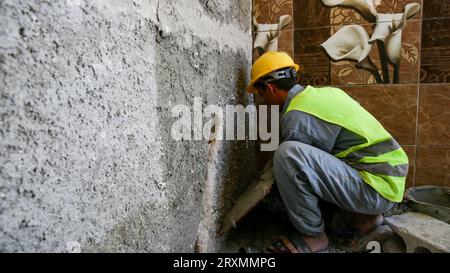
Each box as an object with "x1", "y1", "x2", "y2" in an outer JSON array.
[
  {"x1": 267, "y1": 232, "x2": 329, "y2": 253},
  {"x1": 352, "y1": 213, "x2": 384, "y2": 235},
  {"x1": 348, "y1": 225, "x2": 394, "y2": 252},
  {"x1": 331, "y1": 211, "x2": 390, "y2": 252},
  {"x1": 345, "y1": 213, "x2": 394, "y2": 252}
]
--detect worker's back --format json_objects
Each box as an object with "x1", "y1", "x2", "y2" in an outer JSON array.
[{"x1": 283, "y1": 85, "x2": 408, "y2": 202}]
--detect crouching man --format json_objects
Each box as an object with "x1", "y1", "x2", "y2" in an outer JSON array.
[{"x1": 247, "y1": 52, "x2": 408, "y2": 253}]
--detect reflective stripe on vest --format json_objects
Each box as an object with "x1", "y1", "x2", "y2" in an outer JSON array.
[{"x1": 285, "y1": 86, "x2": 408, "y2": 202}]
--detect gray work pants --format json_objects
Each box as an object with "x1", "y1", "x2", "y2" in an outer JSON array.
[{"x1": 273, "y1": 141, "x2": 397, "y2": 236}]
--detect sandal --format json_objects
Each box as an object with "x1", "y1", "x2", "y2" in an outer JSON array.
[{"x1": 267, "y1": 234, "x2": 329, "y2": 253}]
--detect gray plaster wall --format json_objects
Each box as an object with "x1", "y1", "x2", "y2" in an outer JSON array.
[{"x1": 0, "y1": 0, "x2": 256, "y2": 252}]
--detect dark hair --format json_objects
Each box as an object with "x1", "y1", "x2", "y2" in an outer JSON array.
[{"x1": 254, "y1": 68, "x2": 298, "y2": 93}]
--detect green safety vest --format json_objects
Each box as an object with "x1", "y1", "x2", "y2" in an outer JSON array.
[{"x1": 286, "y1": 86, "x2": 408, "y2": 202}]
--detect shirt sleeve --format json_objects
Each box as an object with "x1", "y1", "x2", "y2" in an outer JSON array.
[{"x1": 281, "y1": 110, "x2": 341, "y2": 153}]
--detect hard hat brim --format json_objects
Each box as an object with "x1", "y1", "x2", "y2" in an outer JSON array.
[{"x1": 246, "y1": 63, "x2": 299, "y2": 94}]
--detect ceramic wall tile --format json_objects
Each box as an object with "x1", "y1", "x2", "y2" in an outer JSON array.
[
  {"x1": 415, "y1": 146, "x2": 450, "y2": 187},
  {"x1": 344, "y1": 85, "x2": 418, "y2": 145},
  {"x1": 418, "y1": 84, "x2": 450, "y2": 145}
]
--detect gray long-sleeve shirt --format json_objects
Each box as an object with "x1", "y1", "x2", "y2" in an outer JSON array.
[{"x1": 281, "y1": 85, "x2": 367, "y2": 155}]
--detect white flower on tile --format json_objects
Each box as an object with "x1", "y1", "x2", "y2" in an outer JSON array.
[
  {"x1": 369, "y1": 3, "x2": 421, "y2": 65},
  {"x1": 253, "y1": 15, "x2": 292, "y2": 52},
  {"x1": 322, "y1": 25, "x2": 382, "y2": 82}
]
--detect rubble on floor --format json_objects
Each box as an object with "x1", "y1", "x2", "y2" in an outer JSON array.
[{"x1": 385, "y1": 212, "x2": 450, "y2": 253}]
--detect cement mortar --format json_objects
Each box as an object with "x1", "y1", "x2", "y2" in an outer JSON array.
[
  {"x1": 198, "y1": 0, "x2": 251, "y2": 32},
  {"x1": 0, "y1": 0, "x2": 255, "y2": 252}
]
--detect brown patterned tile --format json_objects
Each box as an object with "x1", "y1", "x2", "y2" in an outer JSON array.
[
  {"x1": 415, "y1": 146, "x2": 450, "y2": 187},
  {"x1": 420, "y1": 18, "x2": 450, "y2": 83},
  {"x1": 253, "y1": 0, "x2": 293, "y2": 28},
  {"x1": 344, "y1": 85, "x2": 418, "y2": 145},
  {"x1": 293, "y1": 0, "x2": 329, "y2": 28},
  {"x1": 329, "y1": 7, "x2": 365, "y2": 26},
  {"x1": 423, "y1": 0, "x2": 450, "y2": 18},
  {"x1": 402, "y1": 145, "x2": 416, "y2": 188},
  {"x1": 294, "y1": 27, "x2": 330, "y2": 86},
  {"x1": 330, "y1": 63, "x2": 368, "y2": 85},
  {"x1": 278, "y1": 29, "x2": 293, "y2": 58},
  {"x1": 418, "y1": 84, "x2": 450, "y2": 145}
]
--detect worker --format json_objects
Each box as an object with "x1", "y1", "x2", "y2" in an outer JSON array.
[{"x1": 247, "y1": 51, "x2": 408, "y2": 253}]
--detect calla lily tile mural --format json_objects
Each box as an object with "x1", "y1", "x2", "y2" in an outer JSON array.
[
  {"x1": 326, "y1": 0, "x2": 421, "y2": 85},
  {"x1": 322, "y1": 1, "x2": 421, "y2": 84},
  {"x1": 252, "y1": 0, "x2": 450, "y2": 187},
  {"x1": 252, "y1": 0, "x2": 450, "y2": 85},
  {"x1": 253, "y1": 0, "x2": 422, "y2": 85},
  {"x1": 322, "y1": 24, "x2": 382, "y2": 83}
]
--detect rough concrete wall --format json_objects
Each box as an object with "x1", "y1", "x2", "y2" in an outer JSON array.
[{"x1": 0, "y1": 0, "x2": 256, "y2": 252}]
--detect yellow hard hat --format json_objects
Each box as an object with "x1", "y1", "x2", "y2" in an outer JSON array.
[{"x1": 247, "y1": 51, "x2": 300, "y2": 93}]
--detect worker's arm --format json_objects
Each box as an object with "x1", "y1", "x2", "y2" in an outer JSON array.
[{"x1": 281, "y1": 110, "x2": 341, "y2": 153}]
